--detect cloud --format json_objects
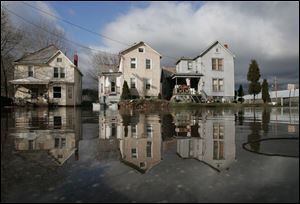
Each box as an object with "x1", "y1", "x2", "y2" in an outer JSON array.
[
  {"x1": 99, "y1": 1, "x2": 299, "y2": 90},
  {"x1": 3, "y1": 1, "x2": 63, "y2": 31}
]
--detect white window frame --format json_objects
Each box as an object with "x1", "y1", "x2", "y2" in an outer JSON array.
[
  {"x1": 130, "y1": 77, "x2": 136, "y2": 89},
  {"x1": 28, "y1": 66, "x2": 34, "y2": 77},
  {"x1": 188, "y1": 61, "x2": 192, "y2": 70},
  {"x1": 60, "y1": 67, "x2": 65, "y2": 78},
  {"x1": 145, "y1": 58, "x2": 152, "y2": 69},
  {"x1": 54, "y1": 67, "x2": 59, "y2": 78},
  {"x1": 146, "y1": 124, "x2": 152, "y2": 138},
  {"x1": 57, "y1": 57, "x2": 62, "y2": 62},
  {"x1": 145, "y1": 78, "x2": 151, "y2": 90},
  {"x1": 130, "y1": 58, "x2": 137, "y2": 69},
  {"x1": 138, "y1": 47, "x2": 144, "y2": 53}
]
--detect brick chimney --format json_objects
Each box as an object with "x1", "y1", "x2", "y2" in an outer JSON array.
[
  {"x1": 74, "y1": 52, "x2": 78, "y2": 67},
  {"x1": 224, "y1": 44, "x2": 228, "y2": 49}
]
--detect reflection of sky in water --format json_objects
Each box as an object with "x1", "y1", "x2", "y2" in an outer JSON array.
[{"x1": 2, "y1": 107, "x2": 299, "y2": 202}]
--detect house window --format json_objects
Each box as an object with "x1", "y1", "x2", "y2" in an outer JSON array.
[
  {"x1": 218, "y1": 79, "x2": 224, "y2": 91},
  {"x1": 216, "y1": 48, "x2": 219, "y2": 53},
  {"x1": 146, "y1": 59, "x2": 151, "y2": 69},
  {"x1": 54, "y1": 116, "x2": 62, "y2": 128},
  {"x1": 130, "y1": 58, "x2": 136, "y2": 68},
  {"x1": 101, "y1": 83, "x2": 103, "y2": 93},
  {"x1": 213, "y1": 123, "x2": 225, "y2": 160},
  {"x1": 145, "y1": 79, "x2": 151, "y2": 90},
  {"x1": 57, "y1": 58, "x2": 62, "y2": 62},
  {"x1": 60, "y1": 67, "x2": 65, "y2": 78},
  {"x1": 188, "y1": 62, "x2": 192, "y2": 70},
  {"x1": 68, "y1": 86, "x2": 73, "y2": 99},
  {"x1": 131, "y1": 125, "x2": 137, "y2": 138},
  {"x1": 28, "y1": 66, "x2": 34, "y2": 77},
  {"x1": 138, "y1": 48, "x2": 144, "y2": 52},
  {"x1": 53, "y1": 86, "x2": 61, "y2": 98},
  {"x1": 212, "y1": 58, "x2": 224, "y2": 71},
  {"x1": 146, "y1": 141, "x2": 152, "y2": 158},
  {"x1": 146, "y1": 124, "x2": 152, "y2": 138},
  {"x1": 212, "y1": 79, "x2": 224, "y2": 92},
  {"x1": 54, "y1": 67, "x2": 59, "y2": 78},
  {"x1": 130, "y1": 78, "x2": 136, "y2": 89},
  {"x1": 131, "y1": 148, "x2": 137, "y2": 158},
  {"x1": 61, "y1": 138, "x2": 66, "y2": 148},
  {"x1": 55, "y1": 138, "x2": 60, "y2": 148}
]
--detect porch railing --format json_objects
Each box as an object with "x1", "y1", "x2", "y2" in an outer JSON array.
[
  {"x1": 104, "y1": 86, "x2": 120, "y2": 95},
  {"x1": 173, "y1": 85, "x2": 198, "y2": 95}
]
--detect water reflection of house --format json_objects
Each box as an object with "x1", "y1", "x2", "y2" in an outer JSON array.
[
  {"x1": 119, "y1": 114, "x2": 162, "y2": 173},
  {"x1": 175, "y1": 111, "x2": 236, "y2": 171},
  {"x1": 12, "y1": 107, "x2": 82, "y2": 165}
]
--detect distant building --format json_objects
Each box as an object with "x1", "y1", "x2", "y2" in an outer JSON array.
[
  {"x1": 244, "y1": 88, "x2": 299, "y2": 105},
  {"x1": 10, "y1": 45, "x2": 83, "y2": 106}
]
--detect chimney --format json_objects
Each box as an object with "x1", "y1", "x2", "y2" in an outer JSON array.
[
  {"x1": 74, "y1": 52, "x2": 78, "y2": 67},
  {"x1": 224, "y1": 44, "x2": 228, "y2": 49}
]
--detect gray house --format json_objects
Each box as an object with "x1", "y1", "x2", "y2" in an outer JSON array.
[
  {"x1": 169, "y1": 41, "x2": 235, "y2": 103},
  {"x1": 10, "y1": 45, "x2": 83, "y2": 106}
]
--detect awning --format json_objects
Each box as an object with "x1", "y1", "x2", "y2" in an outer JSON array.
[
  {"x1": 171, "y1": 73, "x2": 203, "y2": 79},
  {"x1": 10, "y1": 77, "x2": 49, "y2": 85}
]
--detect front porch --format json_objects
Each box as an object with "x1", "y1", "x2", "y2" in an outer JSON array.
[
  {"x1": 10, "y1": 77, "x2": 50, "y2": 106},
  {"x1": 171, "y1": 73, "x2": 207, "y2": 103},
  {"x1": 99, "y1": 72, "x2": 122, "y2": 105}
]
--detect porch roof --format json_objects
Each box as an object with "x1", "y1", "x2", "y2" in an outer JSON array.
[
  {"x1": 101, "y1": 71, "x2": 122, "y2": 76},
  {"x1": 10, "y1": 77, "x2": 49, "y2": 85},
  {"x1": 171, "y1": 73, "x2": 203, "y2": 79}
]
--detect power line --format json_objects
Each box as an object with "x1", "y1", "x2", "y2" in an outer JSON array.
[
  {"x1": 2, "y1": 6, "x2": 117, "y2": 55},
  {"x1": 20, "y1": 1, "x2": 178, "y2": 60},
  {"x1": 21, "y1": 1, "x2": 131, "y2": 47}
]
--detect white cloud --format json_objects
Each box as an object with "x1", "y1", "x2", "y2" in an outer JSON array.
[
  {"x1": 98, "y1": 1, "x2": 299, "y2": 89},
  {"x1": 3, "y1": 1, "x2": 64, "y2": 31}
]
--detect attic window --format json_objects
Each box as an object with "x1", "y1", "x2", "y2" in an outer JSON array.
[
  {"x1": 138, "y1": 48, "x2": 144, "y2": 52},
  {"x1": 57, "y1": 58, "x2": 62, "y2": 62},
  {"x1": 216, "y1": 48, "x2": 219, "y2": 53}
]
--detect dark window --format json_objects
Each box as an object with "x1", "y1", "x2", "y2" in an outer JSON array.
[
  {"x1": 147, "y1": 141, "x2": 152, "y2": 157},
  {"x1": 57, "y1": 58, "x2": 62, "y2": 62},
  {"x1": 55, "y1": 138, "x2": 60, "y2": 148},
  {"x1": 146, "y1": 59, "x2": 151, "y2": 69},
  {"x1": 60, "y1": 67, "x2": 65, "y2": 78},
  {"x1": 53, "y1": 87, "x2": 61, "y2": 98},
  {"x1": 61, "y1": 138, "x2": 66, "y2": 148},
  {"x1": 130, "y1": 58, "x2": 136, "y2": 68},
  {"x1": 130, "y1": 78, "x2": 136, "y2": 89},
  {"x1": 131, "y1": 148, "x2": 137, "y2": 158},
  {"x1": 28, "y1": 66, "x2": 33, "y2": 77},
  {"x1": 54, "y1": 116, "x2": 62, "y2": 128},
  {"x1": 138, "y1": 48, "x2": 144, "y2": 52},
  {"x1": 54, "y1": 67, "x2": 59, "y2": 78}
]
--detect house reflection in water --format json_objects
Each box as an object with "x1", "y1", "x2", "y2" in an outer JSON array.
[
  {"x1": 175, "y1": 110, "x2": 236, "y2": 171},
  {"x1": 12, "y1": 107, "x2": 82, "y2": 165},
  {"x1": 99, "y1": 110, "x2": 162, "y2": 173},
  {"x1": 119, "y1": 113, "x2": 162, "y2": 173}
]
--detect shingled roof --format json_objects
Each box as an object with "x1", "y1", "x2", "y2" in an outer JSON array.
[{"x1": 14, "y1": 45, "x2": 60, "y2": 65}]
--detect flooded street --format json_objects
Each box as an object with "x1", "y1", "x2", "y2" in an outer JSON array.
[{"x1": 1, "y1": 106, "x2": 299, "y2": 203}]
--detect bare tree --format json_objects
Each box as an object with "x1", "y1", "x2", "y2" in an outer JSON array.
[
  {"x1": 90, "y1": 51, "x2": 119, "y2": 82},
  {"x1": 1, "y1": 9, "x2": 23, "y2": 97},
  {"x1": 19, "y1": 18, "x2": 69, "y2": 54}
]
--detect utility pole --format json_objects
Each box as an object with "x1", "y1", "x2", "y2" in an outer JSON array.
[{"x1": 275, "y1": 77, "x2": 278, "y2": 106}]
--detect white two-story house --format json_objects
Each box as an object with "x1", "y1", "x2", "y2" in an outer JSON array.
[
  {"x1": 172, "y1": 41, "x2": 235, "y2": 102},
  {"x1": 10, "y1": 45, "x2": 83, "y2": 106},
  {"x1": 98, "y1": 41, "x2": 161, "y2": 106}
]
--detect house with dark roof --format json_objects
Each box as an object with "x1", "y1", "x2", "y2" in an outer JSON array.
[
  {"x1": 10, "y1": 45, "x2": 83, "y2": 106},
  {"x1": 171, "y1": 41, "x2": 235, "y2": 103},
  {"x1": 98, "y1": 41, "x2": 161, "y2": 106}
]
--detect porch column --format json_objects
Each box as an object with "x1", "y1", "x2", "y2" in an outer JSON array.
[{"x1": 186, "y1": 78, "x2": 191, "y2": 86}]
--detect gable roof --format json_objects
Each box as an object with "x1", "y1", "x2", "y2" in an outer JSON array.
[
  {"x1": 119, "y1": 41, "x2": 162, "y2": 57},
  {"x1": 193, "y1": 41, "x2": 235, "y2": 60},
  {"x1": 14, "y1": 45, "x2": 60, "y2": 65},
  {"x1": 175, "y1": 57, "x2": 193, "y2": 65}
]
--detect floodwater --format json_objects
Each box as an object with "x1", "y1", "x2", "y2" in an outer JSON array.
[{"x1": 1, "y1": 106, "x2": 299, "y2": 203}]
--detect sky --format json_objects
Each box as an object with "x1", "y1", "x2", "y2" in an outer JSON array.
[{"x1": 2, "y1": 1, "x2": 299, "y2": 91}]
